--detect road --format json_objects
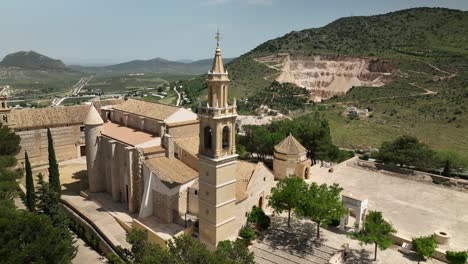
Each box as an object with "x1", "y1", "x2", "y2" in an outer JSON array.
[
  {"x1": 51, "y1": 76, "x2": 94, "y2": 107},
  {"x1": 70, "y1": 76, "x2": 93, "y2": 96},
  {"x1": 174, "y1": 86, "x2": 181, "y2": 106}
]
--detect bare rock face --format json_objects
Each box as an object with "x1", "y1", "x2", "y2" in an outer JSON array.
[{"x1": 256, "y1": 54, "x2": 395, "y2": 102}]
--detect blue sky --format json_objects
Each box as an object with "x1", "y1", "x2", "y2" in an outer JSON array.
[{"x1": 1, "y1": 0, "x2": 467, "y2": 65}]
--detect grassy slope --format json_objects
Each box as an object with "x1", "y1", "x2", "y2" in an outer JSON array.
[{"x1": 181, "y1": 8, "x2": 468, "y2": 156}]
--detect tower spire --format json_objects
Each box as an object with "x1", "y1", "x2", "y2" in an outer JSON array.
[{"x1": 211, "y1": 29, "x2": 225, "y2": 74}]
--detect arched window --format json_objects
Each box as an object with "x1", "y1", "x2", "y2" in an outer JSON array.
[
  {"x1": 222, "y1": 126, "x2": 230, "y2": 149},
  {"x1": 204, "y1": 126, "x2": 212, "y2": 150}
]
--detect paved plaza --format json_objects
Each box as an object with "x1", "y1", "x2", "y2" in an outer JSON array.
[
  {"x1": 310, "y1": 161, "x2": 468, "y2": 251},
  {"x1": 255, "y1": 216, "x2": 444, "y2": 264}
]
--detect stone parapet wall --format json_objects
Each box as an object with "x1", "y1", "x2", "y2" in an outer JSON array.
[{"x1": 349, "y1": 160, "x2": 468, "y2": 193}]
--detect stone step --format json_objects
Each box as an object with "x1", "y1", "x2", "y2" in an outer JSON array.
[
  {"x1": 252, "y1": 244, "x2": 327, "y2": 264},
  {"x1": 254, "y1": 241, "x2": 334, "y2": 264}
]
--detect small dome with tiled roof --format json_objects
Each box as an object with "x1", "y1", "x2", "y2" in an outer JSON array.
[{"x1": 274, "y1": 133, "x2": 307, "y2": 155}]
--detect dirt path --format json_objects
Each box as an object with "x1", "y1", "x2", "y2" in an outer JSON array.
[{"x1": 254, "y1": 58, "x2": 281, "y2": 81}]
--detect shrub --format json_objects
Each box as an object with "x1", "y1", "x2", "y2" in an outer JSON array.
[
  {"x1": 256, "y1": 213, "x2": 271, "y2": 231},
  {"x1": 446, "y1": 251, "x2": 468, "y2": 264},
  {"x1": 412, "y1": 235, "x2": 437, "y2": 261},
  {"x1": 247, "y1": 206, "x2": 262, "y2": 225},
  {"x1": 106, "y1": 252, "x2": 126, "y2": 264},
  {"x1": 360, "y1": 154, "x2": 370, "y2": 160},
  {"x1": 239, "y1": 227, "x2": 256, "y2": 243},
  {"x1": 247, "y1": 206, "x2": 271, "y2": 231}
]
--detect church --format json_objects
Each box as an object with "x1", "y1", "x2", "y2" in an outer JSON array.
[{"x1": 84, "y1": 38, "x2": 287, "y2": 248}]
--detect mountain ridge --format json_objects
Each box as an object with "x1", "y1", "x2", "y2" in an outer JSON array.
[
  {"x1": 0, "y1": 50, "x2": 66, "y2": 70},
  {"x1": 68, "y1": 57, "x2": 234, "y2": 75}
]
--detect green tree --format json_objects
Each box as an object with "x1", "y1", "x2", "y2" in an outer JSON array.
[
  {"x1": 47, "y1": 128, "x2": 61, "y2": 199},
  {"x1": 352, "y1": 211, "x2": 396, "y2": 261},
  {"x1": 0, "y1": 124, "x2": 75, "y2": 264},
  {"x1": 412, "y1": 235, "x2": 437, "y2": 263},
  {"x1": 0, "y1": 205, "x2": 77, "y2": 264},
  {"x1": 0, "y1": 124, "x2": 21, "y2": 156},
  {"x1": 24, "y1": 151, "x2": 36, "y2": 212},
  {"x1": 36, "y1": 173, "x2": 60, "y2": 217},
  {"x1": 167, "y1": 234, "x2": 212, "y2": 264},
  {"x1": 215, "y1": 240, "x2": 255, "y2": 264},
  {"x1": 446, "y1": 251, "x2": 468, "y2": 264},
  {"x1": 268, "y1": 176, "x2": 308, "y2": 227},
  {"x1": 0, "y1": 124, "x2": 20, "y2": 207},
  {"x1": 127, "y1": 228, "x2": 173, "y2": 264},
  {"x1": 376, "y1": 135, "x2": 435, "y2": 169},
  {"x1": 295, "y1": 183, "x2": 346, "y2": 239}
]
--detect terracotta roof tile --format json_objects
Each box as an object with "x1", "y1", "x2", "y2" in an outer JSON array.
[
  {"x1": 145, "y1": 156, "x2": 198, "y2": 188},
  {"x1": 175, "y1": 137, "x2": 199, "y2": 155},
  {"x1": 113, "y1": 98, "x2": 180, "y2": 121},
  {"x1": 187, "y1": 160, "x2": 270, "y2": 202},
  {"x1": 274, "y1": 134, "x2": 307, "y2": 155},
  {"x1": 91, "y1": 98, "x2": 124, "y2": 110},
  {"x1": 9, "y1": 105, "x2": 90, "y2": 129},
  {"x1": 101, "y1": 121, "x2": 157, "y2": 146}
]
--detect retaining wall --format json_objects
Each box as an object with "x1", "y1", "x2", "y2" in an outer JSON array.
[{"x1": 349, "y1": 160, "x2": 468, "y2": 193}]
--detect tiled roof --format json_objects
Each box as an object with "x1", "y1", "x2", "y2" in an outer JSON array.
[
  {"x1": 274, "y1": 134, "x2": 307, "y2": 155},
  {"x1": 9, "y1": 105, "x2": 90, "y2": 129},
  {"x1": 91, "y1": 98, "x2": 124, "y2": 110},
  {"x1": 189, "y1": 160, "x2": 264, "y2": 202},
  {"x1": 175, "y1": 137, "x2": 199, "y2": 155},
  {"x1": 101, "y1": 121, "x2": 157, "y2": 146},
  {"x1": 112, "y1": 98, "x2": 180, "y2": 121},
  {"x1": 145, "y1": 156, "x2": 198, "y2": 189},
  {"x1": 235, "y1": 161, "x2": 258, "y2": 201}
]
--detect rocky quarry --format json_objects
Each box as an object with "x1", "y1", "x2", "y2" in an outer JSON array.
[{"x1": 256, "y1": 53, "x2": 395, "y2": 102}]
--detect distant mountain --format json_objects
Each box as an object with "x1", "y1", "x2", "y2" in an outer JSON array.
[
  {"x1": 176, "y1": 59, "x2": 195, "y2": 63},
  {"x1": 69, "y1": 57, "x2": 234, "y2": 75},
  {"x1": 0, "y1": 51, "x2": 66, "y2": 70}
]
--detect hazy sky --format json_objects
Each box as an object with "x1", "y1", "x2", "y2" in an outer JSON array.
[{"x1": 1, "y1": 0, "x2": 467, "y2": 65}]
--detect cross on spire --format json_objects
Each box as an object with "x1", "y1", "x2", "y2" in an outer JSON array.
[{"x1": 215, "y1": 28, "x2": 221, "y2": 47}]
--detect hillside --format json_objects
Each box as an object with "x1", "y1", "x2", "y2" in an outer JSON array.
[
  {"x1": 0, "y1": 51, "x2": 66, "y2": 70},
  {"x1": 69, "y1": 57, "x2": 234, "y2": 75},
  {"x1": 178, "y1": 7, "x2": 468, "y2": 157}
]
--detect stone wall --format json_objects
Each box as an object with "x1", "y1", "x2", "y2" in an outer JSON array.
[
  {"x1": 351, "y1": 159, "x2": 468, "y2": 193},
  {"x1": 97, "y1": 136, "x2": 141, "y2": 212},
  {"x1": 16, "y1": 125, "x2": 83, "y2": 167},
  {"x1": 175, "y1": 144, "x2": 198, "y2": 171},
  {"x1": 235, "y1": 163, "x2": 276, "y2": 232},
  {"x1": 153, "y1": 190, "x2": 174, "y2": 223},
  {"x1": 111, "y1": 110, "x2": 163, "y2": 136}
]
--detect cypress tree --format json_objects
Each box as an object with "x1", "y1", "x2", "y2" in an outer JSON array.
[
  {"x1": 47, "y1": 128, "x2": 61, "y2": 199},
  {"x1": 24, "y1": 151, "x2": 35, "y2": 211}
]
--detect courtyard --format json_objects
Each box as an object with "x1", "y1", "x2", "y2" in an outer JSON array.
[
  {"x1": 254, "y1": 216, "x2": 444, "y2": 264},
  {"x1": 310, "y1": 160, "x2": 468, "y2": 252}
]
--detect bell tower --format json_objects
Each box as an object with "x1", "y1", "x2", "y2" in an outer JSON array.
[
  {"x1": 0, "y1": 95, "x2": 11, "y2": 126},
  {"x1": 198, "y1": 30, "x2": 238, "y2": 249}
]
